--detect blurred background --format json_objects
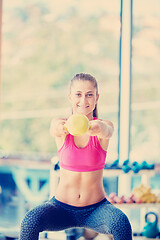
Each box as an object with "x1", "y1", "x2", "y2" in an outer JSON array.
[{"x1": 0, "y1": 0, "x2": 160, "y2": 239}]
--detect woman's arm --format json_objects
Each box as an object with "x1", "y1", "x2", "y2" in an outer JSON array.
[
  {"x1": 87, "y1": 119, "x2": 114, "y2": 139},
  {"x1": 50, "y1": 118, "x2": 69, "y2": 138},
  {"x1": 87, "y1": 119, "x2": 114, "y2": 151}
]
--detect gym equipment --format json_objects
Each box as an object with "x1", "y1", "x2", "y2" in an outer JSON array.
[
  {"x1": 132, "y1": 184, "x2": 159, "y2": 203},
  {"x1": 139, "y1": 160, "x2": 154, "y2": 170},
  {"x1": 142, "y1": 212, "x2": 159, "y2": 238},
  {"x1": 122, "y1": 164, "x2": 131, "y2": 173},
  {"x1": 11, "y1": 167, "x2": 49, "y2": 206},
  {"x1": 65, "y1": 114, "x2": 90, "y2": 136},
  {"x1": 133, "y1": 232, "x2": 143, "y2": 236},
  {"x1": 132, "y1": 163, "x2": 141, "y2": 174},
  {"x1": 0, "y1": 226, "x2": 19, "y2": 240},
  {"x1": 104, "y1": 159, "x2": 121, "y2": 169},
  {"x1": 123, "y1": 159, "x2": 130, "y2": 166},
  {"x1": 121, "y1": 160, "x2": 154, "y2": 173},
  {"x1": 65, "y1": 228, "x2": 84, "y2": 240},
  {"x1": 110, "y1": 159, "x2": 120, "y2": 169}
]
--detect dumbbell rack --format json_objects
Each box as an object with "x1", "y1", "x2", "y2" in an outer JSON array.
[
  {"x1": 133, "y1": 238, "x2": 160, "y2": 240},
  {"x1": 103, "y1": 169, "x2": 156, "y2": 177},
  {"x1": 49, "y1": 158, "x2": 160, "y2": 239},
  {"x1": 114, "y1": 203, "x2": 160, "y2": 209},
  {"x1": 103, "y1": 168, "x2": 160, "y2": 236},
  {"x1": 49, "y1": 162, "x2": 160, "y2": 239}
]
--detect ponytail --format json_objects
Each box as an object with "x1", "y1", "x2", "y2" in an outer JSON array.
[{"x1": 93, "y1": 104, "x2": 98, "y2": 118}]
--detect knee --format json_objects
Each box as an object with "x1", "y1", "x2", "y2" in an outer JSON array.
[
  {"x1": 20, "y1": 209, "x2": 41, "y2": 233},
  {"x1": 111, "y1": 211, "x2": 132, "y2": 237}
]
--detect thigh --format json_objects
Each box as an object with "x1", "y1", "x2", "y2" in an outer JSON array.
[
  {"x1": 21, "y1": 199, "x2": 76, "y2": 232},
  {"x1": 85, "y1": 202, "x2": 132, "y2": 240}
]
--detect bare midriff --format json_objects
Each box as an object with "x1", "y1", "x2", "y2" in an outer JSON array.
[{"x1": 55, "y1": 168, "x2": 106, "y2": 206}]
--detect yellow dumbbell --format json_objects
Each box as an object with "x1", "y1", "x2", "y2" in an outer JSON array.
[{"x1": 65, "y1": 114, "x2": 91, "y2": 136}]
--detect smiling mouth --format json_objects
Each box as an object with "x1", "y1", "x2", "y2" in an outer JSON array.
[{"x1": 78, "y1": 105, "x2": 89, "y2": 108}]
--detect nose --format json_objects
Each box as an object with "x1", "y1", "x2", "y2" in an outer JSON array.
[{"x1": 79, "y1": 96, "x2": 87, "y2": 105}]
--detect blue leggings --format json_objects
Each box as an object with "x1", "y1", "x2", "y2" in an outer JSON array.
[{"x1": 20, "y1": 197, "x2": 132, "y2": 240}]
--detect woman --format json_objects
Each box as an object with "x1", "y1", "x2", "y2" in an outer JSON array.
[{"x1": 20, "y1": 73, "x2": 132, "y2": 240}]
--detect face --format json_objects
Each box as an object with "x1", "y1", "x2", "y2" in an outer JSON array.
[{"x1": 69, "y1": 80, "x2": 99, "y2": 119}]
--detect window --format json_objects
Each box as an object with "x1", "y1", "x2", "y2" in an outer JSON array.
[
  {"x1": 131, "y1": 0, "x2": 160, "y2": 163},
  {"x1": 0, "y1": 0, "x2": 120, "y2": 230},
  {"x1": 1, "y1": 0, "x2": 120, "y2": 161}
]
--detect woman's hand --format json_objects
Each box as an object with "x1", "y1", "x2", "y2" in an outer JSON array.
[
  {"x1": 87, "y1": 120, "x2": 114, "y2": 139},
  {"x1": 50, "y1": 118, "x2": 69, "y2": 138}
]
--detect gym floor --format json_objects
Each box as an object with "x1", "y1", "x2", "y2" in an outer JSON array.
[
  {"x1": 39, "y1": 231, "x2": 152, "y2": 240},
  {"x1": 40, "y1": 235, "x2": 153, "y2": 240}
]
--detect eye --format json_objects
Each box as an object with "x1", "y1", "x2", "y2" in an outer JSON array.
[
  {"x1": 76, "y1": 93, "x2": 81, "y2": 97},
  {"x1": 87, "y1": 93, "x2": 93, "y2": 97}
]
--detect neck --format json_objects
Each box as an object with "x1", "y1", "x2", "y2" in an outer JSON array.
[
  {"x1": 86, "y1": 112, "x2": 93, "y2": 121},
  {"x1": 72, "y1": 111, "x2": 93, "y2": 120}
]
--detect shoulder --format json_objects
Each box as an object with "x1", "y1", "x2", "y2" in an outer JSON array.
[{"x1": 55, "y1": 133, "x2": 70, "y2": 151}]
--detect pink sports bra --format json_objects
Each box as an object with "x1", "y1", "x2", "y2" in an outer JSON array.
[{"x1": 58, "y1": 118, "x2": 107, "y2": 172}]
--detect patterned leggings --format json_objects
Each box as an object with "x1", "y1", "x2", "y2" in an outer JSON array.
[{"x1": 20, "y1": 197, "x2": 132, "y2": 240}]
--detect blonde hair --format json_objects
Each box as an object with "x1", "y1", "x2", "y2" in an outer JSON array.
[{"x1": 70, "y1": 73, "x2": 98, "y2": 118}]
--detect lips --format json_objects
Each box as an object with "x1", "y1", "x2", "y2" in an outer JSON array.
[{"x1": 78, "y1": 105, "x2": 89, "y2": 108}]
